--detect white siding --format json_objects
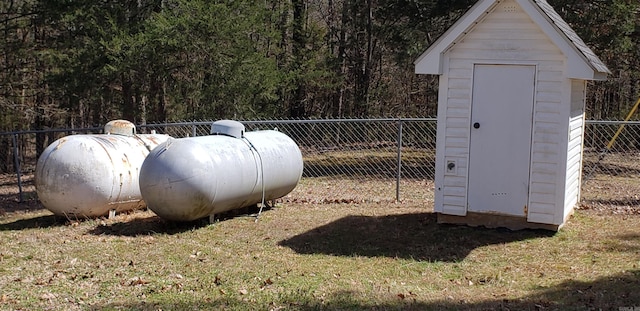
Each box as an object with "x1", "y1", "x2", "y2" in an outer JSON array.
[
  {"x1": 563, "y1": 80, "x2": 587, "y2": 221},
  {"x1": 439, "y1": 67, "x2": 471, "y2": 214},
  {"x1": 438, "y1": 0, "x2": 569, "y2": 221}
]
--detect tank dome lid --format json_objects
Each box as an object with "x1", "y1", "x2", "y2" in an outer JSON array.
[
  {"x1": 211, "y1": 120, "x2": 245, "y2": 138},
  {"x1": 104, "y1": 120, "x2": 136, "y2": 136}
]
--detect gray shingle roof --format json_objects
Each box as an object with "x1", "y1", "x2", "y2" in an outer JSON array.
[{"x1": 534, "y1": 0, "x2": 611, "y2": 74}]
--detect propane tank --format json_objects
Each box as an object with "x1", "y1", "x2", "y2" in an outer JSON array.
[
  {"x1": 139, "y1": 120, "x2": 303, "y2": 221},
  {"x1": 35, "y1": 120, "x2": 170, "y2": 217}
]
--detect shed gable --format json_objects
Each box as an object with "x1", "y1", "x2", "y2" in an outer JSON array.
[
  {"x1": 449, "y1": 0, "x2": 563, "y2": 62},
  {"x1": 414, "y1": 0, "x2": 610, "y2": 80}
]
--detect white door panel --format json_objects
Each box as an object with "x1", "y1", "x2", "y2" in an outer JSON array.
[{"x1": 468, "y1": 64, "x2": 535, "y2": 216}]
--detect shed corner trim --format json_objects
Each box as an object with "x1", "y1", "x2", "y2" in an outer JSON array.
[{"x1": 414, "y1": 52, "x2": 443, "y2": 75}]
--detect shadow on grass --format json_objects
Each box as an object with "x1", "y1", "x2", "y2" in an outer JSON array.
[
  {"x1": 0, "y1": 191, "x2": 43, "y2": 213},
  {"x1": 88, "y1": 270, "x2": 640, "y2": 310},
  {"x1": 583, "y1": 159, "x2": 640, "y2": 177},
  {"x1": 85, "y1": 205, "x2": 268, "y2": 237},
  {"x1": 278, "y1": 212, "x2": 555, "y2": 262},
  {"x1": 606, "y1": 233, "x2": 640, "y2": 253},
  {"x1": 86, "y1": 216, "x2": 210, "y2": 237},
  {"x1": 0, "y1": 214, "x2": 62, "y2": 231},
  {"x1": 582, "y1": 197, "x2": 640, "y2": 207}
]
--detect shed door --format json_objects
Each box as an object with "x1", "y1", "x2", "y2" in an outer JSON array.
[{"x1": 468, "y1": 64, "x2": 535, "y2": 216}]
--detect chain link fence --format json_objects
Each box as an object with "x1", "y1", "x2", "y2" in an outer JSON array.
[
  {"x1": 1, "y1": 119, "x2": 639, "y2": 212},
  {"x1": 581, "y1": 121, "x2": 640, "y2": 213},
  {"x1": 137, "y1": 119, "x2": 436, "y2": 205}
]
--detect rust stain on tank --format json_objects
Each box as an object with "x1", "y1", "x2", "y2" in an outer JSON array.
[
  {"x1": 121, "y1": 153, "x2": 132, "y2": 169},
  {"x1": 110, "y1": 120, "x2": 133, "y2": 128},
  {"x1": 105, "y1": 120, "x2": 136, "y2": 136},
  {"x1": 524, "y1": 205, "x2": 528, "y2": 215},
  {"x1": 54, "y1": 138, "x2": 67, "y2": 150}
]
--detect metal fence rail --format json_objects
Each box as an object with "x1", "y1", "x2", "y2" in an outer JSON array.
[{"x1": 1, "y1": 119, "x2": 639, "y2": 210}]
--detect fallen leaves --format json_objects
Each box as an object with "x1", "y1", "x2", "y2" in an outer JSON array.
[
  {"x1": 260, "y1": 277, "x2": 273, "y2": 290},
  {"x1": 209, "y1": 274, "x2": 221, "y2": 286},
  {"x1": 123, "y1": 276, "x2": 149, "y2": 286},
  {"x1": 583, "y1": 203, "x2": 640, "y2": 215},
  {"x1": 189, "y1": 250, "x2": 207, "y2": 262},
  {"x1": 0, "y1": 294, "x2": 17, "y2": 304},
  {"x1": 397, "y1": 291, "x2": 417, "y2": 300},
  {"x1": 285, "y1": 197, "x2": 384, "y2": 205},
  {"x1": 40, "y1": 292, "x2": 56, "y2": 301}
]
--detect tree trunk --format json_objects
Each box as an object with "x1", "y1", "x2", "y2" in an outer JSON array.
[
  {"x1": 330, "y1": 0, "x2": 348, "y2": 118},
  {"x1": 289, "y1": 0, "x2": 307, "y2": 118},
  {"x1": 121, "y1": 74, "x2": 135, "y2": 122}
]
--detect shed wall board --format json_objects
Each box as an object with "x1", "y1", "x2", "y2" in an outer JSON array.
[
  {"x1": 570, "y1": 80, "x2": 587, "y2": 117},
  {"x1": 534, "y1": 77, "x2": 572, "y2": 224},
  {"x1": 434, "y1": 72, "x2": 469, "y2": 215},
  {"x1": 527, "y1": 212, "x2": 555, "y2": 224},
  {"x1": 562, "y1": 80, "x2": 587, "y2": 222}
]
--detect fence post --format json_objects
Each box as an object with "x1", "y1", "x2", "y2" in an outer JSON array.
[
  {"x1": 396, "y1": 119, "x2": 403, "y2": 202},
  {"x1": 12, "y1": 133, "x2": 24, "y2": 203},
  {"x1": 192, "y1": 124, "x2": 197, "y2": 137}
]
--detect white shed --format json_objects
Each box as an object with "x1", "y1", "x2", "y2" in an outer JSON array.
[{"x1": 414, "y1": 0, "x2": 610, "y2": 230}]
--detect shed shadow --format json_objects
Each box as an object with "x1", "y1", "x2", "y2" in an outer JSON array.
[{"x1": 278, "y1": 212, "x2": 554, "y2": 262}]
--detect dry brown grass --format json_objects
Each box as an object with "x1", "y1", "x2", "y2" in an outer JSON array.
[{"x1": 1, "y1": 176, "x2": 639, "y2": 311}]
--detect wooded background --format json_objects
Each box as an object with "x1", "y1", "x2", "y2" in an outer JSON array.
[{"x1": 1, "y1": 0, "x2": 639, "y2": 131}]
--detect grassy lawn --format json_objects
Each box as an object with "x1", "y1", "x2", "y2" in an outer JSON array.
[{"x1": 1, "y1": 190, "x2": 639, "y2": 310}]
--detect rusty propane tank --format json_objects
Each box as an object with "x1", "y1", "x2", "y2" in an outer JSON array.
[{"x1": 35, "y1": 120, "x2": 171, "y2": 217}]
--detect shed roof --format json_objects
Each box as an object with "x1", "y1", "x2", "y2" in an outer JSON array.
[{"x1": 414, "y1": 0, "x2": 611, "y2": 80}]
